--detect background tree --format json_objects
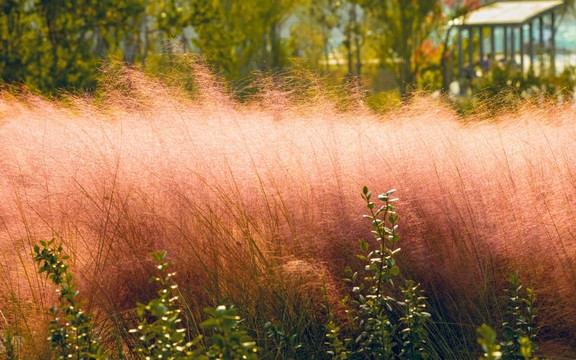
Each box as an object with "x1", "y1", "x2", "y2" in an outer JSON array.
[
  {"x1": 35, "y1": 0, "x2": 103, "y2": 89},
  {"x1": 289, "y1": 0, "x2": 340, "y2": 73},
  {"x1": 0, "y1": 1, "x2": 38, "y2": 85},
  {"x1": 342, "y1": 0, "x2": 366, "y2": 76},
  {"x1": 89, "y1": 0, "x2": 147, "y2": 65},
  {"x1": 4, "y1": 0, "x2": 572, "y2": 95},
  {"x1": 360, "y1": 0, "x2": 443, "y2": 97},
  {"x1": 190, "y1": 0, "x2": 301, "y2": 80},
  {"x1": 0, "y1": 0, "x2": 149, "y2": 90}
]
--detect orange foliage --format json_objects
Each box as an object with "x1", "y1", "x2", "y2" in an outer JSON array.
[{"x1": 444, "y1": 0, "x2": 481, "y2": 10}]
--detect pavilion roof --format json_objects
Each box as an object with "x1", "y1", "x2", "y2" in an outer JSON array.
[{"x1": 454, "y1": 1, "x2": 564, "y2": 27}]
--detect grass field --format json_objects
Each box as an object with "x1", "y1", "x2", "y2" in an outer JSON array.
[{"x1": 1, "y1": 66, "x2": 575, "y2": 358}]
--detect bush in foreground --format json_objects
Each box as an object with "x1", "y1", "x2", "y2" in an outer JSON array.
[
  {"x1": 12, "y1": 189, "x2": 543, "y2": 360},
  {"x1": 1, "y1": 67, "x2": 575, "y2": 357}
]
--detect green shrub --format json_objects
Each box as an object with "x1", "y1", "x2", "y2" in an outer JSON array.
[
  {"x1": 129, "y1": 250, "x2": 205, "y2": 359},
  {"x1": 365, "y1": 91, "x2": 402, "y2": 113},
  {"x1": 325, "y1": 187, "x2": 432, "y2": 359},
  {"x1": 476, "y1": 270, "x2": 542, "y2": 360},
  {"x1": 32, "y1": 239, "x2": 108, "y2": 360},
  {"x1": 500, "y1": 271, "x2": 538, "y2": 358},
  {"x1": 477, "y1": 324, "x2": 503, "y2": 360},
  {"x1": 27, "y1": 188, "x2": 546, "y2": 360},
  {"x1": 32, "y1": 242, "x2": 259, "y2": 360},
  {"x1": 201, "y1": 306, "x2": 258, "y2": 360},
  {"x1": 0, "y1": 329, "x2": 21, "y2": 360}
]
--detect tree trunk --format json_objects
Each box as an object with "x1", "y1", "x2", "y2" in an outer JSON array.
[
  {"x1": 140, "y1": 0, "x2": 149, "y2": 70},
  {"x1": 93, "y1": 25, "x2": 108, "y2": 60},
  {"x1": 440, "y1": 26, "x2": 454, "y2": 94},
  {"x1": 346, "y1": 4, "x2": 354, "y2": 74},
  {"x1": 399, "y1": 2, "x2": 410, "y2": 97},
  {"x1": 354, "y1": 4, "x2": 362, "y2": 76},
  {"x1": 270, "y1": 21, "x2": 280, "y2": 68}
]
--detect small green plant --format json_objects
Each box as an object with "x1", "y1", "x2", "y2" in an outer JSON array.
[
  {"x1": 348, "y1": 188, "x2": 403, "y2": 357},
  {"x1": 0, "y1": 311, "x2": 21, "y2": 360},
  {"x1": 327, "y1": 187, "x2": 431, "y2": 359},
  {"x1": 202, "y1": 306, "x2": 258, "y2": 360},
  {"x1": 397, "y1": 280, "x2": 431, "y2": 359},
  {"x1": 32, "y1": 239, "x2": 108, "y2": 360},
  {"x1": 324, "y1": 320, "x2": 348, "y2": 360},
  {"x1": 263, "y1": 321, "x2": 302, "y2": 359},
  {"x1": 477, "y1": 270, "x2": 543, "y2": 360},
  {"x1": 477, "y1": 324, "x2": 502, "y2": 360},
  {"x1": 0, "y1": 329, "x2": 19, "y2": 360},
  {"x1": 500, "y1": 271, "x2": 538, "y2": 359},
  {"x1": 518, "y1": 337, "x2": 539, "y2": 360},
  {"x1": 322, "y1": 277, "x2": 348, "y2": 360},
  {"x1": 477, "y1": 324, "x2": 542, "y2": 360},
  {"x1": 130, "y1": 250, "x2": 258, "y2": 360},
  {"x1": 130, "y1": 250, "x2": 205, "y2": 359}
]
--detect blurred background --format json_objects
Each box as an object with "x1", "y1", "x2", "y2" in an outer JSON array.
[{"x1": 2, "y1": 0, "x2": 576, "y2": 100}]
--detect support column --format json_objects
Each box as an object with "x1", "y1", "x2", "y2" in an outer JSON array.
[
  {"x1": 551, "y1": 11, "x2": 556, "y2": 75},
  {"x1": 503, "y1": 26, "x2": 508, "y2": 62},
  {"x1": 539, "y1": 16, "x2": 545, "y2": 74},
  {"x1": 490, "y1": 26, "x2": 496, "y2": 56},
  {"x1": 520, "y1": 25, "x2": 524, "y2": 72},
  {"x1": 479, "y1": 27, "x2": 485, "y2": 65},
  {"x1": 511, "y1": 26, "x2": 516, "y2": 67},
  {"x1": 529, "y1": 21, "x2": 534, "y2": 67},
  {"x1": 458, "y1": 29, "x2": 463, "y2": 80},
  {"x1": 468, "y1": 27, "x2": 474, "y2": 67}
]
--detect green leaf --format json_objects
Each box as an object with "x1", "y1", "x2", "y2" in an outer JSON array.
[
  {"x1": 359, "y1": 238, "x2": 369, "y2": 252},
  {"x1": 345, "y1": 266, "x2": 353, "y2": 277},
  {"x1": 200, "y1": 317, "x2": 221, "y2": 330}
]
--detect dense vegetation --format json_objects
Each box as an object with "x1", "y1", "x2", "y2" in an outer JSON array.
[
  {"x1": 0, "y1": 0, "x2": 510, "y2": 94},
  {"x1": 0, "y1": 65, "x2": 576, "y2": 358},
  {"x1": 2, "y1": 1, "x2": 576, "y2": 358},
  {"x1": 24, "y1": 192, "x2": 541, "y2": 359}
]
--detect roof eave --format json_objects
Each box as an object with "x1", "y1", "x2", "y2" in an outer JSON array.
[{"x1": 455, "y1": 2, "x2": 564, "y2": 29}]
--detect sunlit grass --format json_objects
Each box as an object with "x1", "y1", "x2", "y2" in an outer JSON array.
[{"x1": 0, "y1": 65, "x2": 575, "y2": 358}]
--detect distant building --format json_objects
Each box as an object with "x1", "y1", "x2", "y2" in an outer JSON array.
[{"x1": 453, "y1": 0, "x2": 564, "y2": 90}]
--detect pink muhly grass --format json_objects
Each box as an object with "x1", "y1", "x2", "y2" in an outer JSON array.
[{"x1": 0, "y1": 66, "x2": 575, "y2": 354}]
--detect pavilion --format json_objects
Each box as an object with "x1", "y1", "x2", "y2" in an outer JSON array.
[{"x1": 453, "y1": 0, "x2": 564, "y2": 82}]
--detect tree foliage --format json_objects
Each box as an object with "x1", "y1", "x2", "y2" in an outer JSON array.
[
  {"x1": 359, "y1": 0, "x2": 443, "y2": 97},
  {"x1": 1, "y1": 0, "x2": 315, "y2": 90},
  {"x1": 289, "y1": 0, "x2": 340, "y2": 72},
  {"x1": 189, "y1": 0, "x2": 302, "y2": 79},
  {"x1": 0, "y1": 0, "x2": 146, "y2": 90},
  {"x1": 6, "y1": 0, "x2": 555, "y2": 96}
]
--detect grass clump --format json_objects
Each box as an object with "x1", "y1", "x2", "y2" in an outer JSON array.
[
  {"x1": 130, "y1": 250, "x2": 258, "y2": 359},
  {"x1": 32, "y1": 242, "x2": 258, "y2": 360},
  {"x1": 477, "y1": 270, "x2": 542, "y2": 360},
  {"x1": 32, "y1": 239, "x2": 107, "y2": 360},
  {"x1": 325, "y1": 187, "x2": 544, "y2": 360},
  {"x1": 332, "y1": 187, "x2": 432, "y2": 358},
  {"x1": 0, "y1": 187, "x2": 551, "y2": 359}
]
